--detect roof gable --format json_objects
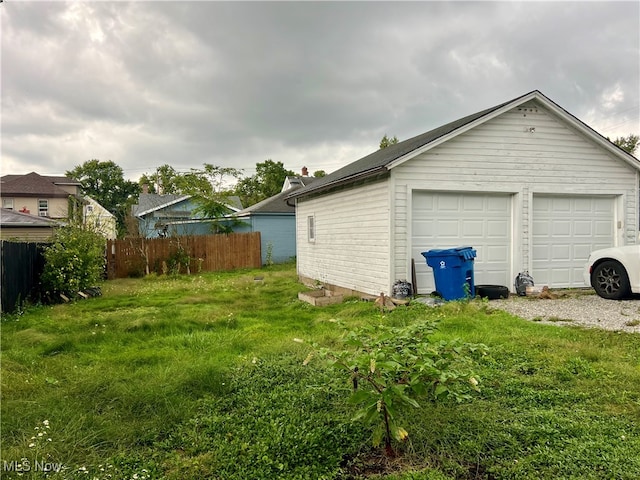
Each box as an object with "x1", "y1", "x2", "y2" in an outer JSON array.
[
  {"x1": 132, "y1": 194, "x2": 243, "y2": 217},
  {"x1": 132, "y1": 194, "x2": 192, "y2": 217},
  {"x1": 289, "y1": 90, "x2": 640, "y2": 199}
]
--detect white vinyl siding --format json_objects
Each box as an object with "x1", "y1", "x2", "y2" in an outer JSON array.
[
  {"x1": 299, "y1": 98, "x2": 639, "y2": 295},
  {"x1": 392, "y1": 100, "x2": 638, "y2": 288},
  {"x1": 532, "y1": 195, "x2": 615, "y2": 288},
  {"x1": 296, "y1": 180, "x2": 390, "y2": 295}
]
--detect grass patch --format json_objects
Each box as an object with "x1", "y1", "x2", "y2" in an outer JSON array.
[{"x1": 2, "y1": 263, "x2": 639, "y2": 479}]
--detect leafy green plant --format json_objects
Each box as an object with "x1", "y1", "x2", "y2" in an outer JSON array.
[
  {"x1": 305, "y1": 314, "x2": 488, "y2": 456},
  {"x1": 166, "y1": 243, "x2": 191, "y2": 275},
  {"x1": 265, "y1": 241, "x2": 274, "y2": 266},
  {"x1": 41, "y1": 225, "x2": 106, "y2": 300}
]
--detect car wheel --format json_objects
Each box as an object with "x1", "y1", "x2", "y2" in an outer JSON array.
[
  {"x1": 591, "y1": 260, "x2": 631, "y2": 300},
  {"x1": 475, "y1": 284, "x2": 510, "y2": 300}
]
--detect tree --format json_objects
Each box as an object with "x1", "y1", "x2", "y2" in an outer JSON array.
[
  {"x1": 313, "y1": 170, "x2": 327, "y2": 178},
  {"x1": 611, "y1": 134, "x2": 639, "y2": 155},
  {"x1": 140, "y1": 164, "x2": 242, "y2": 197},
  {"x1": 67, "y1": 160, "x2": 140, "y2": 237},
  {"x1": 235, "y1": 160, "x2": 295, "y2": 206},
  {"x1": 139, "y1": 165, "x2": 184, "y2": 194},
  {"x1": 189, "y1": 164, "x2": 245, "y2": 234},
  {"x1": 379, "y1": 134, "x2": 399, "y2": 149}
]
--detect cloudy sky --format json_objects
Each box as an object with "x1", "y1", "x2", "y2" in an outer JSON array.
[{"x1": 2, "y1": 1, "x2": 639, "y2": 182}]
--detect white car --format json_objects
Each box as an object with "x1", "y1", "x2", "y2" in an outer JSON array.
[{"x1": 584, "y1": 245, "x2": 640, "y2": 299}]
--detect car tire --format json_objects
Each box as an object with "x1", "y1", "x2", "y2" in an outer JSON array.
[
  {"x1": 475, "y1": 284, "x2": 510, "y2": 300},
  {"x1": 591, "y1": 260, "x2": 631, "y2": 300}
]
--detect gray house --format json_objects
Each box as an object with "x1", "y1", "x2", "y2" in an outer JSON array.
[{"x1": 288, "y1": 90, "x2": 640, "y2": 296}]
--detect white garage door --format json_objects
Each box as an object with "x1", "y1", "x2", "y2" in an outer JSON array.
[
  {"x1": 412, "y1": 191, "x2": 512, "y2": 294},
  {"x1": 532, "y1": 195, "x2": 614, "y2": 288}
]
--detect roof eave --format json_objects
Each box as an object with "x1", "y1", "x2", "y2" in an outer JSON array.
[{"x1": 287, "y1": 166, "x2": 388, "y2": 200}]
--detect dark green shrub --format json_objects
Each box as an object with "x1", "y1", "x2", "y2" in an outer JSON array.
[{"x1": 41, "y1": 225, "x2": 106, "y2": 299}]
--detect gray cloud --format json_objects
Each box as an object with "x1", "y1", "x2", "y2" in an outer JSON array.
[{"x1": 2, "y1": 1, "x2": 638, "y2": 180}]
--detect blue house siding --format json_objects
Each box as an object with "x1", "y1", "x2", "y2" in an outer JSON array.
[
  {"x1": 251, "y1": 214, "x2": 296, "y2": 264},
  {"x1": 232, "y1": 213, "x2": 296, "y2": 264},
  {"x1": 137, "y1": 197, "x2": 201, "y2": 238}
]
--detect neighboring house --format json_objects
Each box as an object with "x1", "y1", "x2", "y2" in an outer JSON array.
[
  {"x1": 288, "y1": 90, "x2": 640, "y2": 297},
  {"x1": 0, "y1": 208, "x2": 59, "y2": 241},
  {"x1": 1, "y1": 172, "x2": 83, "y2": 219},
  {"x1": 83, "y1": 196, "x2": 117, "y2": 240},
  {"x1": 131, "y1": 193, "x2": 243, "y2": 238},
  {"x1": 234, "y1": 172, "x2": 316, "y2": 265},
  {"x1": 0, "y1": 172, "x2": 116, "y2": 238}
]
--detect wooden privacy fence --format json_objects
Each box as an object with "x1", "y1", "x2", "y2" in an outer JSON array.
[{"x1": 106, "y1": 233, "x2": 262, "y2": 279}]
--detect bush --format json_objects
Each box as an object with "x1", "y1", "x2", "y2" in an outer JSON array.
[{"x1": 41, "y1": 225, "x2": 106, "y2": 299}]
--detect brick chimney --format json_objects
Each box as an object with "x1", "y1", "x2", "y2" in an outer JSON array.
[
  {"x1": 301, "y1": 166, "x2": 308, "y2": 177},
  {"x1": 142, "y1": 184, "x2": 149, "y2": 194}
]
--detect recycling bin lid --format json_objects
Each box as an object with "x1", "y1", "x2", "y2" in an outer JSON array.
[{"x1": 421, "y1": 247, "x2": 476, "y2": 259}]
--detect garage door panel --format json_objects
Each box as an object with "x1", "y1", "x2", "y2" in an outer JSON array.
[
  {"x1": 463, "y1": 220, "x2": 484, "y2": 237},
  {"x1": 532, "y1": 195, "x2": 614, "y2": 288},
  {"x1": 573, "y1": 221, "x2": 593, "y2": 236},
  {"x1": 573, "y1": 244, "x2": 592, "y2": 259},
  {"x1": 552, "y1": 245, "x2": 570, "y2": 259},
  {"x1": 485, "y1": 245, "x2": 509, "y2": 263},
  {"x1": 412, "y1": 191, "x2": 512, "y2": 294},
  {"x1": 438, "y1": 196, "x2": 460, "y2": 211},
  {"x1": 436, "y1": 219, "x2": 461, "y2": 237},
  {"x1": 487, "y1": 220, "x2": 509, "y2": 237},
  {"x1": 463, "y1": 197, "x2": 484, "y2": 212},
  {"x1": 553, "y1": 222, "x2": 571, "y2": 236},
  {"x1": 595, "y1": 221, "x2": 612, "y2": 237}
]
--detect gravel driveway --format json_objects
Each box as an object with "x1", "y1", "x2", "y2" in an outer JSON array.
[{"x1": 490, "y1": 291, "x2": 640, "y2": 334}]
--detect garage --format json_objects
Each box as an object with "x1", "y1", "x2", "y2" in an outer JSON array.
[
  {"x1": 532, "y1": 194, "x2": 615, "y2": 287},
  {"x1": 411, "y1": 191, "x2": 512, "y2": 294}
]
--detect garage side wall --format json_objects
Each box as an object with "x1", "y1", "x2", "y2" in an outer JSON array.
[
  {"x1": 296, "y1": 180, "x2": 390, "y2": 296},
  {"x1": 391, "y1": 100, "x2": 639, "y2": 288}
]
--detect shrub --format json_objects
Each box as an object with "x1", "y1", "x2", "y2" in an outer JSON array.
[
  {"x1": 41, "y1": 225, "x2": 106, "y2": 299},
  {"x1": 305, "y1": 313, "x2": 488, "y2": 456}
]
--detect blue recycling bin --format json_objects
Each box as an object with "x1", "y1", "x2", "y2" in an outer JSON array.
[{"x1": 421, "y1": 247, "x2": 476, "y2": 301}]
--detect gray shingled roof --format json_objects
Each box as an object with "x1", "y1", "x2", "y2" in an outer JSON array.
[
  {"x1": 289, "y1": 89, "x2": 639, "y2": 200},
  {"x1": 287, "y1": 91, "x2": 543, "y2": 199},
  {"x1": 235, "y1": 178, "x2": 317, "y2": 216},
  {"x1": 0, "y1": 208, "x2": 60, "y2": 227},
  {"x1": 132, "y1": 194, "x2": 243, "y2": 217},
  {"x1": 235, "y1": 190, "x2": 295, "y2": 216},
  {"x1": 0, "y1": 172, "x2": 78, "y2": 198},
  {"x1": 131, "y1": 194, "x2": 191, "y2": 217}
]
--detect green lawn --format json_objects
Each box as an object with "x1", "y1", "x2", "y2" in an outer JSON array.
[{"x1": 1, "y1": 263, "x2": 639, "y2": 479}]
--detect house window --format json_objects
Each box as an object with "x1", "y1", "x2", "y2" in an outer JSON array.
[
  {"x1": 86, "y1": 205, "x2": 94, "y2": 213},
  {"x1": 307, "y1": 215, "x2": 315, "y2": 243},
  {"x1": 38, "y1": 200, "x2": 49, "y2": 217},
  {"x1": 2, "y1": 198, "x2": 14, "y2": 210}
]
